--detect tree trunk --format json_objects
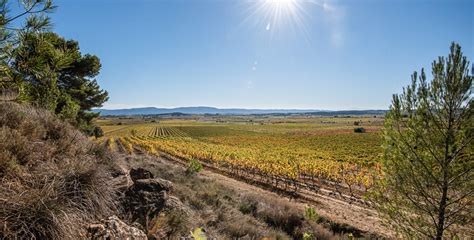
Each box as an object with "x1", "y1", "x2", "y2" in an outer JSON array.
[
  {"x1": 436, "y1": 105, "x2": 454, "y2": 240},
  {"x1": 435, "y1": 178, "x2": 448, "y2": 240}
]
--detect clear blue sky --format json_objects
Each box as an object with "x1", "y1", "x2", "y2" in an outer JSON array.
[{"x1": 52, "y1": 0, "x2": 473, "y2": 110}]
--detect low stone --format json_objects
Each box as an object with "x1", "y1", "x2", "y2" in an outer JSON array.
[
  {"x1": 124, "y1": 186, "x2": 169, "y2": 228},
  {"x1": 130, "y1": 168, "x2": 154, "y2": 182},
  {"x1": 87, "y1": 215, "x2": 147, "y2": 240},
  {"x1": 164, "y1": 195, "x2": 192, "y2": 216},
  {"x1": 133, "y1": 178, "x2": 173, "y2": 192}
]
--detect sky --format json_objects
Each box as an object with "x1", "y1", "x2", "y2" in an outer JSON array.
[{"x1": 50, "y1": 0, "x2": 473, "y2": 110}]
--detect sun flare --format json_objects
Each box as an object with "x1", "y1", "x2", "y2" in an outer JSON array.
[
  {"x1": 264, "y1": 0, "x2": 298, "y2": 16},
  {"x1": 267, "y1": 0, "x2": 297, "y2": 5},
  {"x1": 246, "y1": 0, "x2": 308, "y2": 35}
]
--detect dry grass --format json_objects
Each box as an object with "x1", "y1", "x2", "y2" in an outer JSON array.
[
  {"x1": 147, "y1": 209, "x2": 190, "y2": 239},
  {"x1": 126, "y1": 155, "x2": 352, "y2": 240},
  {"x1": 0, "y1": 102, "x2": 117, "y2": 239}
]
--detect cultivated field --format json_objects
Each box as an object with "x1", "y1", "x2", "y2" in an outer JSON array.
[{"x1": 97, "y1": 115, "x2": 384, "y2": 202}]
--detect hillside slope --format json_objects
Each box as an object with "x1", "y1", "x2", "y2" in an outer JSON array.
[{"x1": 0, "y1": 102, "x2": 118, "y2": 239}]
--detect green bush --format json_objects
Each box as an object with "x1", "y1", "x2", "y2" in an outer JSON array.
[
  {"x1": 304, "y1": 207, "x2": 319, "y2": 222},
  {"x1": 303, "y1": 232, "x2": 315, "y2": 240},
  {"x1": 190, "y1": 227, "x2": 207, "y2": 240},
  {"x1": 93, "y1": 126, "x2": 104, "y2": 139},
  {"x1": 186, "y1": 158, "x2": 203, "y2": 175}
]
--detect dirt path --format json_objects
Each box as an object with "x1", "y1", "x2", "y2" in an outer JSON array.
[{"x1": 152, "y1": 153, "x2": 394, "y2": 238}]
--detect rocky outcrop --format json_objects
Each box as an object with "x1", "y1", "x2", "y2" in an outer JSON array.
[
  {"x1": 164, "y1": 195, "x2": 192, "y2": 216},
  {"x1": 109, "y1": 165, "x2": 133, "y2": 191},
  {"x1": 88, "y1": 216, "x2": 147, "y2": 240},
  {"x1": 88, "y1": 167, "x2": 191, "y2": 239},
  {"x1": 123, "y1": 168, "x2": 189, "y2": 231},
  {"x1": 132, "y1": 178, "x2": 173, "y2": 192}
]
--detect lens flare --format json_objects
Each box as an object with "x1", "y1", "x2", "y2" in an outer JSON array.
[{"x1": 242, "y1": 0, "x2": 310, "y2": 38}]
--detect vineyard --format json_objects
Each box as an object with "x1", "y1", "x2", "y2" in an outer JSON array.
[{"x1": 98, "y1": 116, "x2": 384, "y2": 202}]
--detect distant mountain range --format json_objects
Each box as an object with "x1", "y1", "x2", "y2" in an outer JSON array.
[{"x1": 92, "y1": 106, "x2": 386, "y2": 116}]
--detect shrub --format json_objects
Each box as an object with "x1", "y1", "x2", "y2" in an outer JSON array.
[
  {"x1": 93, "y1": 126, "x2": 104, "y2": 138},
  {"x1": 186, "y1": 158, "x2": 203, "y2": 175},
  {"x1": 223, "y1": 218, "x2": 261, "y2": 239},
  {"x1": 148, "y1": 210, "x2": 190, "y2": 239},
  {"x1": 303, "y1": 232, "x2": 315, "y2": 240},
  {"x1": 304, "y1": 207, "x2": 319, "y2": 222},
  {"x1": 258, "y1": 207, "x2": 304, "y2": 236},
  {"x1": 353, "y1": 127, "x2": 366, "y2": 133},
  {"x1": 190, "y1": 227, "x2": 207, "y2": 240},
  {"x1": 239, "y1": 201, "x2": 258, "y2": 215}
]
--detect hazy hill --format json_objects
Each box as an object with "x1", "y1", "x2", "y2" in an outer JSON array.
[{"x1": 92, "y1": 107, "x2": 386, "y2": 116}]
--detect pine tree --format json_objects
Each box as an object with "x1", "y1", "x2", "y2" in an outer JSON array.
[
  {"x1": 1, "y1": 0, "x2": 55, "y2": 100},
  {"x1": 13, "y1": 32, "x2": 108, "y2": 134},
  {"x1": 372, "y1": 42, "x2": 473, "y2": 239}
]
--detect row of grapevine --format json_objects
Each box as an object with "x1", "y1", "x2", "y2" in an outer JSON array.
[
  {"x1": 147, "y1": 126, "x2": 188, "y2": 138},
  {"x1": 112, "y1": 135, "x2": 380, "y2": 198}
]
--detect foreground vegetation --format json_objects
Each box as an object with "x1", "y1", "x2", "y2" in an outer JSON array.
[{"x1": 0, "y1": 103, "x2": 117, "y2": 238}]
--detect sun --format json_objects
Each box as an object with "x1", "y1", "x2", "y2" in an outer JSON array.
[
  {"x1": 263, "y1": 0, "x2": 299, "y2": 15},
  {"x1": 266, "y1": 0, "x2": 296, "y2": 5},
  {"x1": 264, "y1": 0, "x2": 298, "y2": 16},
  {"x1": 266, "y1": 0, "x2": 297, "y2": 6},
  {"x1": 244, "y1": 0, "x2": 308, "y2": 34}
]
